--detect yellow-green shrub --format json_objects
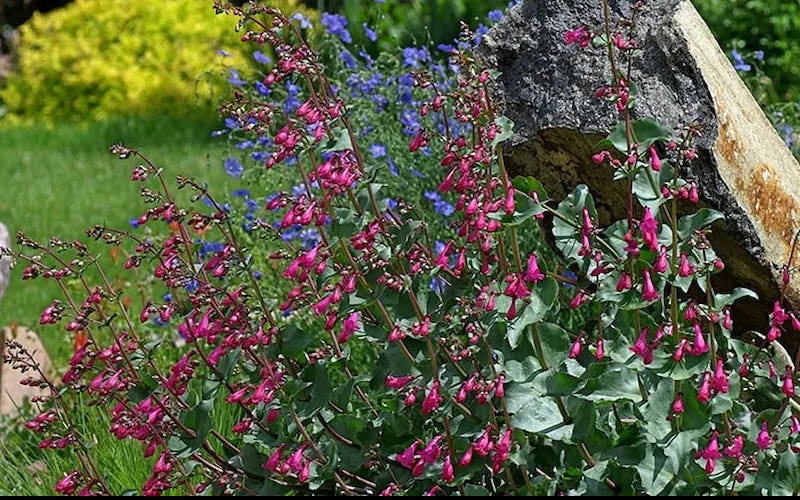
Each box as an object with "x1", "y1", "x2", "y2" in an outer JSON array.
[{"x1": 0, "y1": 0, "x2": 309, "y2": 123}]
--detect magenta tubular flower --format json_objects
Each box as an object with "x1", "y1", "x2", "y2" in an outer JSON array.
[
  {"x1": 616, "y1": 272, "x2": 632, "y2": 292},
  {"x1": 678, "y1": 252, "x2": 695, "y2": 277},
  {"x1": 396, "y1": 441, "x2": 419, "y2": 469},
  {"x1": 673, "y1": 338, "x2": 689, "y2": 362},
  {"x1": 756, "y1": 421, "x2": 773, "y2": 450},
  {"x1": 54, "y1": 471, "x2": 82, "y2": 495},
  {"x1": 630, "y1": 328, "x2": 649, "y2": 358},
  {"x1": 722, "y1": 308, "x2": 733, "y2": 330},
  {"x1": 649, "y1": 145, "x2": 662, "y2": 171},
  {"x1": 711, "y1": 360, "x2": 729, "y2": 394},
  {"x1": 441, "y1": 454, "x2": 455, "y2": 482},
  {"x1": 697, "y1": 372, "x2": 712, "y2": 403},
  {"x1": 522, "y1": 253, "x2": 546, "y2": 283},
  {"x1": 640, "y1": 207, "x2": 659, "y2": 251},
  {"x1": 791, "y1": 415, "x2": 800, "y2": 434},
  {"x1": 723, "y1": 435, "x2": 744, "y2": 458},
  {"x1": 569, "y1": 333, "x2": 583, "y2": 359},
  {"x1": 641, "y1": 269, "x2": 659, "y2": 302},
  {"x1": 595, "y1": 337, "x2": 605, "y2": 361},
  {"x1": 421, "y1": 381, "x2": 443, "y2": 415},
  {"x1": 695, "y1": 431, "x2": 723, "y2": 474},
  {"x1": 653, "y1": 246, "x2": 668, "y2": 273},
  {"x1": 671, "y1": 392, "x2": 685, "y2": 416},
  {"x1": 420, "y1": 436, "x2": 443, "y2": 465},
  {"x1": 385, "y1": 375, "x2": 416, "y2": 389},
  {"x1": 783, "y1": 366, "x2": 796, "y2": 397},
  {"x1": 690, "y1": 323, "x2": 709, "y2": 356}
]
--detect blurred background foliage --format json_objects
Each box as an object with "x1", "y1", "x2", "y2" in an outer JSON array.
[
  {"x1": 0, "y1": 0, "x2": 312, "y2": 123},
  {"x1": 692, "y1": 0, "x2": 800, "y2": 102}
]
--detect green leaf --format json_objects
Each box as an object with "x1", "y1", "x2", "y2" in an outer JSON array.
[
  {"x1": 512, "y1": 175, "x2": 549, "y2": 200},
  {"x1": 323, "y1": 127, "x2": 353, "y2": 152},
  {"x1": 464, "y1": 485, "x2": 491, "y2": 496},
  {"x1": 677, "y1": 208, "x2": 725, "y2": 238},
  {"x1": 170, "y1": 401, "x2": 213, "y2": 458},
  {"x1": 631, "y1": 118, "x2": 671, "y2": 149},
  {"x1": 490, "y1": 115, "x2": 514, "y2": 148},
  {"x1": 714, "y1": 287, "x2": 759, "y2": 308},
  {"x1": 577, "y1": 364, "x2": 644, "y2": 402},
  {"x1": 280, "y1": 325, "x2": 314, "y2": 360},
  {"x1": 507, "y1": 278, "x2": 559, "y2": 348},
  {"x1": 546, "y1": 367, "x2": 582, "y2": 396}
]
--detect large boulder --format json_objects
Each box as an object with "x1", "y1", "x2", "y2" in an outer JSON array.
[{"x1": 479, "y1": 0, "x2": 800, "y2": 344}]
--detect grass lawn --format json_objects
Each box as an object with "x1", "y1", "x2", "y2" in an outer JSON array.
[{"x1": 0, "y1": 115, "x2": 236, "y2": 364}]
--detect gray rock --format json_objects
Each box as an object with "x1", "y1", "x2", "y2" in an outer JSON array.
[
  {"x1": 479, "y1": 0, "x2": 800, "y2": 344},
  {"x1": 0, "y1": 222, "x2": 10, "y2": 301}
]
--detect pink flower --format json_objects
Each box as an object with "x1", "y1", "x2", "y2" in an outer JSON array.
[
  {"x1": 671, "y1": 392, "x2": 685, "y2": 416},
  {"x1": 695, "y1": 431, "x2": 723, "y2": 474},
  {"x1": 421, "y1": 381, "x2": 443, "y2": 415},
  {"x1": 723, "y1": 435, "x2": 744, "y2": 458},
  {"x1": 678, "y1": 252, "x2": 695, "y2": 277},
  {"x1": 385, "y1": 375, "x2": 416, "y2": 389},
  {"x1": 615, "y1": 272, "x2": 632, "y2": 292},
  {"x1": 569, "y1": 333, "x2": 583, "y2": 359},
  {"x1": 722, "y1": 308, "x2": 733, "y2": 330},
  {"x1": 595, "y1": 337, "x2": 605, "y2": 361},
  {"x1": 564, "y1": 25, "x2": 592, "y2": 47},
  {"x1": 641, "y1": 269, "x2": 659, "y2": 302},
  {"x1": 791, "y1": 415, "x2": 800, "y2": 434},
  {"x1": 522, "y1": 254, "x2": 546, "y2": 283},
  {"x1": 653, "y1": 246, "x2": 668, "y2": 273},
  {"x1": 630, "y1": 328, "x2": 653, "y2": 364},
  {"x1": 54, "y1": 471, "x2": 82, "y2": 495},
  {"x1": 649, "y1": 146, "x2": 662, "y2": 171},
  {"x1": 783, "y1": 366, "x2": 796, "y2": 397},
  {"x1": 640, "y1": 207, "x2": 659, "y2": 251},
  {"x1": 673, "y1": 338, "x2": 689, "y2": 362},
  {"x1": 739, "y1": 354, "x2": 750, "y2": 377},
  {"x1": 756, "y1": 421, "x2": 772, "y2": 450},
  {"x1": 441, "y1": 454, "x2": 454, "y2": 482},
  {"x1": 338, "y1": 311, "x2": 360, "y2": 343},
  {"x1": 396, "y1": 441, "x2": 419, "y2": 469},
  {"x1": 473, "y1": 426, "x2": 494, "y2": 457},
  {"x1": 690, "y1": 323, "x2": 709, "y2": 356},
  {"x1": 697, "y1": 372, "x2": 712, "y2": 403},
  {"x1": 459, "y1": 446, "x2": 474, "y2": 467},
  {"x1": 420, "y1": 436, "x2": 442, "y2": 465},
  {"x1": 711, "y1": 360, "x2": 729, "y2": 394}
]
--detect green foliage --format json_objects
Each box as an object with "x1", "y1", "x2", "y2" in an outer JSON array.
[
  {"x1": 0, "y1": 0, "x2": 310, "y2": 123},
  {"x1": 692, "y1": 0, "x2": 800, "y2": 101},
  {"x1": 310, "y1": 0, "x2": 511, "y2": 51}
]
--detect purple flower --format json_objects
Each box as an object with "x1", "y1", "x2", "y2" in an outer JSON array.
[
  {"x1": 228, "y1": 69, "x2": 247, "y2": 86},
  {"x1": 401, "y1": 46, "x2": 431, "y2": 69},
  {"x1": 224, "y1": 157, "x2": 243, "y2": 178},
  {"x1": 253, "y1": 51, "x2": 271, "y2": 64},
  {"x1": 488, "y1": 10, "x2": 504, "y2": 22},
  {"x1": 387, "y1": 156, "x2": 398, "y2": 176},
  {"x1": 362, "y1": 23, "x2": 377, "y2": 42},
  {"x1": 434, "y1": 200, "x2": 454, "y2": 217},
  {"x1": 340, "y1": 50, "x2": 357, "y2": 69},
  {"x1": 437, "y1": 43, "x2": 456, "y2": 54},
  {"x1": 370, "y1": 143, "x2": 387, "y2": 159},
  {"x1": 731, "y1": 50, "x2": 751, "y2": 72},
  {"x1": 754, "y1": 50, "x2": 764, "y2": 61},
  {"x1": 291, "y1": 12, "x2": 313, "y2": 29},
  {"x1": 384, "y1": 198, "x2": 398, "y2": 211},
  {"x1": 321, "y1": 13, "x2": 352, "y2": 44}
]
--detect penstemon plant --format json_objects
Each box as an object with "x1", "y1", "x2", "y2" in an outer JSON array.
[{"x1": 7, "y1": 0, "x2": 800, "y2": 496}]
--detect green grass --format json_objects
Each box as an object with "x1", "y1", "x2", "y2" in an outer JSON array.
[{"x1": 0, "y1": 115, "x2": 234, "y2": 364}]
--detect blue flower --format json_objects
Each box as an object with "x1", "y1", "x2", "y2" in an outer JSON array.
[
  {"x1": 198, "y1": 241, "x2": 225, "y2": 260},
  {"x1": 232, "y1": 189, "x2": 250, "y2": 197},
  {"x1": 254, "y1": 81, "x2": 270, "y2": 97},
  {"x1": 224, "y1": 117, "x2": 239, "y2": 129},
  {"x1": 362, "y1": 23, "x2": 377, "y2": 42},
  {"x1": 340, "y1": 50, "x2": 357, "y2": 69},
  {"x1": 731, "y1": 50, "x2": 751, "y2": 72},
  {"x1": 473, "y1": 24, "x2": 489, "y2": 46},
  {"x1": 780, "y1": 124, "x2": 794, "y2": 148},
  {"x1": 754, "y1": 50, "x2": 764, "y2": 61},
  {"x1": 129, "y1": 217, "x2": 140, "y2": 229},
  {"x1": 387, "y1": 156, "x2": 399, "y2": 176},
  {"x1": 291, "y1": 12, "x2": 313, "y2": 29},
  {"x1": 185, "y1": 279, "x2": 200, "y2": 292},
  {"x1": 430, "y1": 276, "x2": 447, "y2": 295},
  {"x1": 424, "y1": 190, "x2": 441, "y2": 202},
  {"x1": 163, "y1": 293, "x2": 173, "y2": 303},
  {"x1": 437, "y1": 43, "x2": 456, "y2": 54},
  {"x1": 401, "y1": 46, "x2": 431, "y2": 69},
  {"x1": 488, "y1": 10, "x2": 504, "y2": 22},
  {"x1": 434, "y1": 200, "x2": 455, "y2": 217},
  {"x1": 224, "y1": 157, "x2": 243, "y2": 178},
  {"x1": 253, "y1": 51, "x2": 271, "y2": 64},
  {"x1": 228, "y1": 69, "x2": 247, "y2": 86},
  {"x1": 370, "y1": 143, "x2": 387, "y2": 159},
  {"x1": 235, "y1": 140, "x2": 254, "y2": 150},
  {"x1": 216, "y1": 49, "x2": 232, "y2": 57},
  {"x1": 321, "y1": 13, "x2": 352, "y2": 43},
  {"x1": 252, "y1": 270, "x2": 263, "y2": 280},
  {"x1": 384, "y1": 198, "x2": 398, "y2": 211}
]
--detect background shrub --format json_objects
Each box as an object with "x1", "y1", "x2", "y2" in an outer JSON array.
[
  {"x1": 0, "y1": 0, "x2": 311, "y2": 123},
  {"x1": 692, "y1": 0, "x2": 800, "y2": 101}
]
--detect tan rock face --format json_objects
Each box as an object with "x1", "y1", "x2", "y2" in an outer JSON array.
[
  {"x1": 1, "y1": 326, "x2": 53, "y2": 417},
  {"x1": 480, "y1": 0, "x2": 800, "y2": 349}
]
